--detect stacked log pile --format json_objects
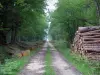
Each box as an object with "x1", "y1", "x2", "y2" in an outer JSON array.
[
  {"x1": 6, "y1": 41, "x2": 45, "y2": 58},
  {"x1": 73, "y1": 26, "x2": 100, "y2": 60}
]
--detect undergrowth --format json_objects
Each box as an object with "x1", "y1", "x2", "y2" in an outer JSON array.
[{"x1": 0, "y1": 48, "x2": 39, "y2": 75}]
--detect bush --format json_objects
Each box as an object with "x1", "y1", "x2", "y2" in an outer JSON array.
[
  {"x1": 0, "y1": 48, "x2": 39, "y2": 75},
  {"x1": 0, "y1": 57, "x2": 27, "y2": 75},
  {"x1": 54, "y1": 40, "x2": 68, "y2": 48}
]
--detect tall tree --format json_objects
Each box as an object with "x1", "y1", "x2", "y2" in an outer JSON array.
[
  {"x1": 93, "y1": 0, "x2": 100, "y2": 24},
  {"x1": 49, "y1": 0, "x2": 98, "y2": 46}
]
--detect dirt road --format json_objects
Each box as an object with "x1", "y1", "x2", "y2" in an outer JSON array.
[
  {"x1": 19, "y1": 42, "x2": 82, "y2": 75},
  {"x1": 49, "y1": 43, "x2": 82, "y2": 75},
  {"x1": 19, "y1": 43, "x2": 48, "y2": 75}
]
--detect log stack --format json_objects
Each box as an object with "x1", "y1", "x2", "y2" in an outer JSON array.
[{"x1": 73, "y1": 26, "x2": 100, "y2": 60}]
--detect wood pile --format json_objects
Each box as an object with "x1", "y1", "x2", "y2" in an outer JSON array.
[
  {"x1": 16, "y1": 50, "x2": 30, "y2": 58},
  {"x1": 6, "y1": 41, "x2": 45, "y2": 57},
  {"x1": 73, "y1": 26, "x2": 100, "y2": 60}
]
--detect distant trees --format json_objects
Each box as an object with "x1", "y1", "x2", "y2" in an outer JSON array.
[
  {"x1": 0, "y1": 0, "x2": 47, "y2": 45},
  {"x1": 49, "y1": 0, "x2": 99, "y2": 46}
]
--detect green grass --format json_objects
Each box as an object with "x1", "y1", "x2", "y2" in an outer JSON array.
[
  {"x1": 0, "y1": 48, "x2": 40, "y2": 75},
  {"x1": 44, "y1": 47, "x2": 56, "y2": 75},
  {"x1": 57, "y1": 48, "x2": 93, "y2": 75},
  {"x1": 53, "y1": 40, "x2": 100, "y2": 75}
]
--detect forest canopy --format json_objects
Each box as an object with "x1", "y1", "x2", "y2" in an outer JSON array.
[
  {"x1": 49, "y1": 0, "x2": 100, "y2": 46},
  {"x1": 0, "y1": 0, "x2": 47, "y2": 44}
]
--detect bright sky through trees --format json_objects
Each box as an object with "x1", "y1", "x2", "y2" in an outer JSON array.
[
  {"x1": 46, "y1": 0, "x2": 58, "y2": 11},
  {"x1": 45, "y1": 0, "x2": 58, "y2": 41}
]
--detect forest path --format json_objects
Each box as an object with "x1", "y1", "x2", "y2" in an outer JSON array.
[
  {"x1": 19, "y1": 42, "x2": 82, "y2": 75},
  {"x1": 49, "y1": 42, "x2": 82, "y2": 75},
  {"x1": 18, "y1": 43, "x2": 48, "y2": 75}
]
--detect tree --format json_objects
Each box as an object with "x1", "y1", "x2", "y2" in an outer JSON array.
[
  {"x1": 0, "y1": 0, "x2": 47, "y2": 44},
  {"x1": 0, "y1": 0, "x2": 47, "y2": 62},
  {"x1": 93, "y1": 0, "x2": 100, "y2": 24},
  {"x1": 49, "y1": 0, "x2": 98, "y2": 46}
]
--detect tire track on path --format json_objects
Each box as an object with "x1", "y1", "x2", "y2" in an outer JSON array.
[
  {"x1": 49, "y1": 42, "x2": 82, "y2": 75},
  {"x1": 19, "y1": 43, "x2": 48, "y2": 75}
]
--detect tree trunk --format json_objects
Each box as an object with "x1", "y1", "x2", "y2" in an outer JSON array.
[
  {"x1": 94, "y1": 0, "x2": 100, "y2": 24},
  {"x1": 0, "y1": 32, "x2": 7, "y2": 45},
  {"x1": 11, "y1": 26, "x2": 17, "y2": 44}
]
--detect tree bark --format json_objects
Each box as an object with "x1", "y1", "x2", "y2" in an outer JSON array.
[
  {"x1": 94, "y1": 0, "x2": 100, "y2": 24},
  {"x1": 0, "y1": 31, "x2": 7, "y2": 45},
  {"x1": 11, "y1": 25, "x2": 17, "y2": 44}
]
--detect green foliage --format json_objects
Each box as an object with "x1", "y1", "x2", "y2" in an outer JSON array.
[
  {"x1": 49, "y1": 0, "x2": 98, "y2": 44},
  {"x1": 16, "y1": 0, "x2": 47, "y2": 41},
  {"x1": 0, "y1": 0, "x2": 47, "y2": 61},
  {"x1": 0, "y1": 0, "x2": 47, "y2": 44},
  {"x1": 0, "y1": 49, "x2": 39, "y2": 75},
  {"x1": 0, "y1": 57, "x2": 28, "y2": 75},
  {"x1": 54, "y1": 40, "x2": 68, "y2": 48}
]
